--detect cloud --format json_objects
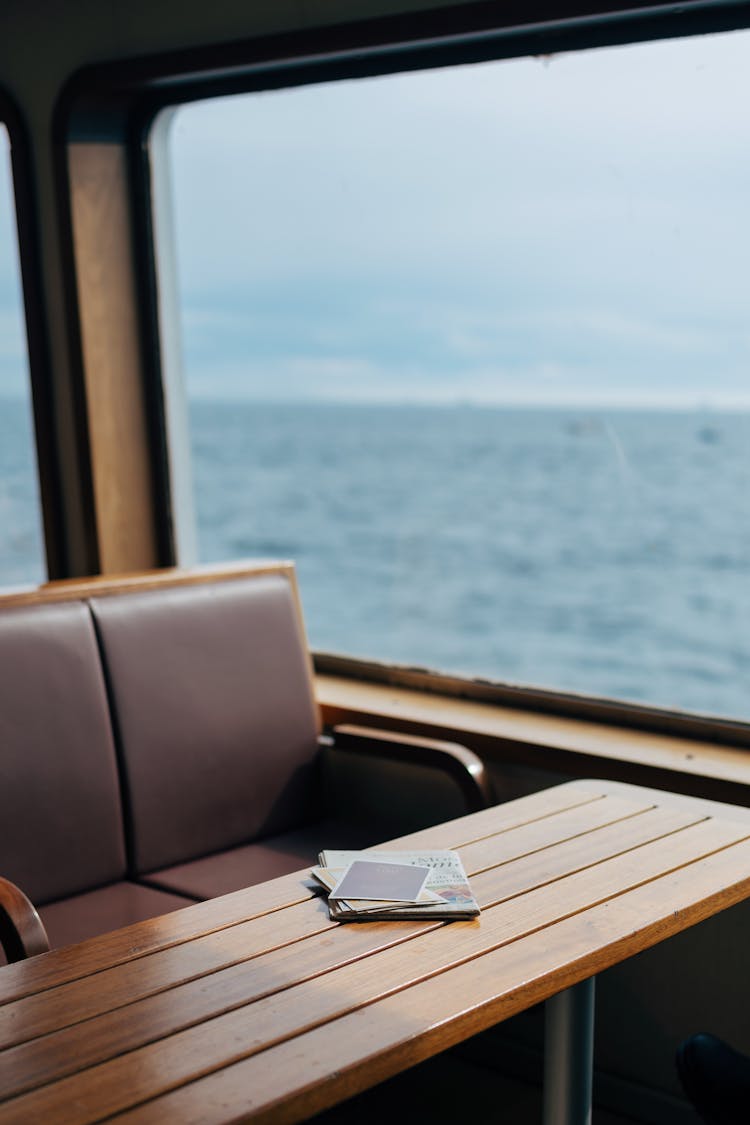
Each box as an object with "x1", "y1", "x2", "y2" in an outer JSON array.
[
  {"x1": 178, "y1": 262, "x2": 750, "y2": 406},
  {"x1": 181, "y1": 296, "x2": 750, "y2": 407},
  {"x1": 4, "y1": 33, "x2": 749, "y2": 411},
  {"x1": 143, "y1": 29, "x2": 750, "y2": 405}
]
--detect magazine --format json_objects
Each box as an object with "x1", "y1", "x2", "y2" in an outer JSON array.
[{"x1": 312, "y1": 848, "x2": 480, "y2": 922}]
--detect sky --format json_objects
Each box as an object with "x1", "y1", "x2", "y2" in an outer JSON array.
[
  {"x1": 166, "y1": 28, "x2": 750, "y2": 407},
  {"x1": 1, "y1": 29, "x2": 750, "y2": 406}
]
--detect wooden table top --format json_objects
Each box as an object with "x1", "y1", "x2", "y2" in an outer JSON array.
[{"x1": 2, "y1": 778, "x2": 750, "y2": 1124}]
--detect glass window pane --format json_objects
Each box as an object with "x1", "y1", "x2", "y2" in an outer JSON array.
[
  {"x1": 0, "y1": 125, "x2": 45, "y2": 586},
  {"x1": 166, "y1": 30, "x2": 750, "y2": 719}
]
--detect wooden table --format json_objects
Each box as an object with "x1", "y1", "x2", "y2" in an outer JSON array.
[{"x1": 3, "y1": 778, "x2": 750, "y2": 1125}]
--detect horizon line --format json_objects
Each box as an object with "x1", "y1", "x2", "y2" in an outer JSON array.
[
  {"x1": 185, "y1": 396, "x2": 750, "y2": 412},
  {"x1": 2, "y1": 391, "x2": 750, "y2": 412}
]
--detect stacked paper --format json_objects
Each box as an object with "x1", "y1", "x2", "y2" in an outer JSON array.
[{"x1": 311, "y1": 848, "x2": 480, "y2": 922}]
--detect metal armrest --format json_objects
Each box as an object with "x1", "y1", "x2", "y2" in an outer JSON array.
[
  {"x1": 0, "y1": 876, "x2": 50, "y2": 963},
  {"x1": 322, "y1": 723, "x2": 492, "y2": 812}
]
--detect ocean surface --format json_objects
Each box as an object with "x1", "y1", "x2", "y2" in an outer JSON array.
[
  {"x1": 0, "y1": 396, "x2": 45, "y2": 588},
  {"x1": 3, "y1": 397, "x2": 749, "y2": 721},
  {"x1": 190, "y1": 402, "x2": 750, "y2": 721}
]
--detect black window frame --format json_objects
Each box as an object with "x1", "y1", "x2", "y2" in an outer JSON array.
[
  {"x1": 0, "y1": 86, "x2": 70, "y2": 579},
  {"x1": 46, "y1": 0, "x2": 750, "y2": 749}
]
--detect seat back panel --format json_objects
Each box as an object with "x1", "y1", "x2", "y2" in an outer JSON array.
[
  {"x1": 0, "y1": 601, "x2": 127, "y2": 903},
  {"x1": 91, "y1": 574, "x2": 320, "y2": 873}
]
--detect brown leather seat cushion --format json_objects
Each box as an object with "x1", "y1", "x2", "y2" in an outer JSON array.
[
  {"x1": 143, "y1": 818, "x2": 380, "y2": 900},
  {"x1": 0, "y1": 602, "x2": 127, "y2": 905},
  {"x1": 38, "y1": 881, "x2": 195, "y2": 952},
  {"x1": 91, "y1": 575, "x2": 321, "y2": 875}
]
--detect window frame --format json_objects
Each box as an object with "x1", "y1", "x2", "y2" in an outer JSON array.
[
  {"x1": 0, "y1": 86, "x2": 74, "y2": 579},
  {"x1": 42, "y1": 0, "x2": 750, "y2": 750}
]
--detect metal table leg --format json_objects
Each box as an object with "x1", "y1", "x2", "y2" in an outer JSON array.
[{"x1": 543, "y1": 976, "x2": 596, "y2": 1125}]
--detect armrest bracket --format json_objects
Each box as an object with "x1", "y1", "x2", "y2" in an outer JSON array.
[
  {"x1": 0, "y1": 876, "x2": 50, "y2": 963},
  {"x1": 322, "y1": 723, "x2": 492, "y2": 812}
]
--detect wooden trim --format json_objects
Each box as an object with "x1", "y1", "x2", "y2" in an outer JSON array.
[
  {"x1": 68, "y1": 142, "x2": 163, "y2": 573},
  {"x1": 315, "y1": 651, "x2": 750, "y2": 749},
  {"x1": 316, "y1": 672, "x2": 750, "y2": 804},
  {"x1": 0, "y1": 558, "x2": 296, "y2": 608}
]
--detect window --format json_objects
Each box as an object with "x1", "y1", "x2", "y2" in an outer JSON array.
[
  {"x1": 163, "y1": 30, "x2": 750, "y2": 719},
  {"x1": 0, "y1": 124, "x2": 44, "y2": 586}
]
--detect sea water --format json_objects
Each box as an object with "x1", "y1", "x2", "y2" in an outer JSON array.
[
  {"x1": 3, "y1": 397, "x2": 749, "y2": 721},
  {"x1": 190, "y1": 401, "x2": 750, "y2": 721},
  {"x1": 0, "y1": 396, "x2": 45, "y2": 587}
]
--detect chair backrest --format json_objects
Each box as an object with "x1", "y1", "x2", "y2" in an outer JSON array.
[
  {"x1": 0, "y1": 601, "x2": 127, "y2": 904},
  {"x1": 91, "y1": 572, "x2": 321, "y2": 874}
]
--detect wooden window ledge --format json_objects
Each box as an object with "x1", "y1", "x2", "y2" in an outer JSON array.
[{"x1": 315, "y1": 667, "x2": 750, "y2": 806}]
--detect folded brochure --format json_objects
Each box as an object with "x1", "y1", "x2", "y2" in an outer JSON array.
[{"x1": 312, "y1": 848, "x2": 480, "y2": 921}]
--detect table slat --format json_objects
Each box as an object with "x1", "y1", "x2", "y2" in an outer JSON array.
[
  {"x1": 1, "y1": 815, "x2": 745, "y2": 1122},
  {"x1": 0, "y1": 781, "x2": 604, "y2": 1006},
  {"x1": 108, "y1": 835, "x2": 750, "y2": 1125},
  {"x1": 0, "y1": 801, "x2": 698, "y2": 1052}
]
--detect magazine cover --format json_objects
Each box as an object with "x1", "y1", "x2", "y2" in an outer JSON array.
[{"x1": 313, "y1": 848, "x2": 480, "y2": 921}]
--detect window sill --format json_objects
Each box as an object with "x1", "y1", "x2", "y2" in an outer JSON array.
[{"x1": 315, "y1": 661, "x2": 750, "y2": 805}]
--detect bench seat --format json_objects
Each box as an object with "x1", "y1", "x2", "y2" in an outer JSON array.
[
  {"x1": 0, "y1": 562, "x2": 491, "y2": 963},
  {"x1": 142, "y1": 817, "x2": 379, "y2": 900},
  {"x1": 37, "y1": 882, "x2": 193, "y2": 952}
]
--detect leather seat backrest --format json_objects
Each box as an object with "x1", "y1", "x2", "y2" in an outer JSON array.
[
  {"x1": 90, "y1": 574, "x2": 321, "y2": 874},
  {"x1": 0, "y1": 601, "x2": 127, "y2": 904}
]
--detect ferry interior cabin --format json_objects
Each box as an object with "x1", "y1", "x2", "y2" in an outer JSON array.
[{"x1": 2, "y1": 0, "x2": 750, "y2": 1122}]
